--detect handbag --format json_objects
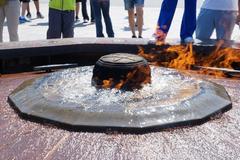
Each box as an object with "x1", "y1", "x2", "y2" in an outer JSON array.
[{"x1": 0, "y1": 0, "x2": 6, "y2": 7}]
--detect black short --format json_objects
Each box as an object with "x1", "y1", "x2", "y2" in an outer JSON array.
[
  {"x1": 76, "y1": 0, "x2": 81, "y2": 3},
  {"x1": 19, "y1": 0, "x2": 38, "y2": 2}
]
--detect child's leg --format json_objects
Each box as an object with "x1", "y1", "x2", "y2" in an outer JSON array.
[{"x1": 180, "y1": 0, "x2": 196, "y2": 40}]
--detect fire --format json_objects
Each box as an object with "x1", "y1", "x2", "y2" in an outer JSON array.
[
  {"x1": 115, "y1": 80, "x2": 124, "y2": 89},
  {"x1": 102, "y1": 78, "x2": 113, "y2": 88},
  {"x1": 138, "y1": 44, "x2": 196, "y2": 70},
  {"x1": 198, "y1": 47, "x2": 240, "y2": 78},
  {"x1": 202, "y1": 47, "x2": 240, "y2": 69},
  {"x1": 167, "y1": 44, "x2": 195, "y2": 70},
  {"x1": 100, "y1": 65, "x2": 151, "y2": 90},
  {"x1": 138, "y1": 43, "x2": 240, "y2": 78}
]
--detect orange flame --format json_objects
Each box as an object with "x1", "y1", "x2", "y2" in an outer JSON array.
[
  {"x1": 138, "y1": 43, "x2": 240, "y2": 78},
  {"x1": 102, "y1": 78, "x2": 113, "y2": 88},
  {"x1": 100, "y1": 65, "x2": 151, "y2": 90},
  {"x1": 138, "y1": 44, "x2": 195, "y2": 70},
  {"x1": 167, "y1": 44, "x2": 195, "y2": 70},
  {"x1": 202, "y1": 48, "x2": 240, "y2": 69}
]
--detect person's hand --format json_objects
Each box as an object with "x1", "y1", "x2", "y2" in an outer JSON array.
[{"x1": 153, "y1": 26, "x2": 167, "y2": 44}]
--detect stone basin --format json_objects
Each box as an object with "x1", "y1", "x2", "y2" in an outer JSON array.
[{"x1": 8, "y1": 63, "x2": 232, "y2": 130}]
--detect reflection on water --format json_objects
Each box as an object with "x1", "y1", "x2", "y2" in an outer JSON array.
[{"x1": 37, "y1": 66, "x2": 201, "y2": 114}]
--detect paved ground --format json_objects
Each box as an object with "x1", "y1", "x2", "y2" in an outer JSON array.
[{"x1": 2, "y1": 1, "x2": 240, "y2": 42}]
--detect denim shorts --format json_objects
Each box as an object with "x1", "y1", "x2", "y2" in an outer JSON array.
[{"x1": 124, "y1": 0, "x2": 144, "y2": 10}]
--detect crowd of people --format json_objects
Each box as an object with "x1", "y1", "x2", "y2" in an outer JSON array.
[{"x1": 0, "y1": 0, "x2": 240, "y2": 43}]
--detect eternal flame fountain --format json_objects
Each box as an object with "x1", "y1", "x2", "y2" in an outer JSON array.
[{"x1": 8, "y1": 51, "x2": 232, "y2": 130}]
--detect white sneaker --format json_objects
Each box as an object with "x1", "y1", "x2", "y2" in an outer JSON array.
[
  {"x1": 184, "y1": 37, "x2": 194, "y2": 43},
  {"x1": 83, "y1": 19, "x2": 89, "y2": 23}
]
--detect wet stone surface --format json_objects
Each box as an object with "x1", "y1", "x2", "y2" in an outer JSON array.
[
  {"x1": 0, "y1": 72, "x2": 240, "y2": 159},
  {"x1": 8, "y1": 66, "x2": 231, "y2": 128}
]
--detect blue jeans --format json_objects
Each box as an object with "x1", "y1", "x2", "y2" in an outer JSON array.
[
  {"x1": 157, "y1": 0, "x2": 196, "y2": 40},
  {"x1": 91, "y1": 0, "x2": 114, "y2": 37},
  {"x1": 196, "y1": 9, "x2": 237, "y2": 41}
]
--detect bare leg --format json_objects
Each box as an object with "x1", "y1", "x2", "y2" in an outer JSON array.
[
  {"x1": 33, "y1": 0, "x2": 40, "y2": 12},
  {"x1": 27, "y1": 2, "x2": 30, "y2": 13},
  {"x1": 128, "y1": 9, "x2": 136, "y2": 37},
  {"x1": 21, "y1": 2, "x2": 28, "y2": 17},
  {"x1": 34, "y1": 0, "x2": 44, "y2": 18},
  {"x1": 136, "y1": 6, "x2": 143, "y2": 37},
  {"x1": 76, "y1": 2, "x2": 80, "y2": 18}
]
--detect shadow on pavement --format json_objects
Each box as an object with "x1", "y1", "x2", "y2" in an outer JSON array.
[{"x1": 122, "y1": 26, "x2": 149, "y2": 31}]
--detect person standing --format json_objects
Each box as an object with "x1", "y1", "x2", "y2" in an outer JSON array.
[
  {"x1": 19, "y1": 0, "x2": 31, "y2": 23},
  {"x1": 124, "y1": 0, "x2": 144, "y2": 38},
  {"x1": 81, "y1": 0, "x2": 90, "y2": 23},
  {"x1": 91, "y1": 0, "x2": 114, "y2": 37},
  {"x1": 196, "y1": 0, "x2": 239, "y2": 41},
  {"x1": 76, "y1": 0, "x2": 94, "y2": 23},
  {"x1": 0, "y1": 0, "x2": 20, "y2": 42},
  {"x1": 155, "y1": 0, "x2": 197, "y2": 43},
  {"x1": 89, "y1": 0, "x2": 95, "y2": 22},
  {"x1": 47, "y1": 0, "x2": 75, "y2": 39},
  {"x1": 26, "y1": 0, "x2": 44, "y2": 19}
]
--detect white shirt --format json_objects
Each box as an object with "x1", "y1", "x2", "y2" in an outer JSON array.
[{"x1": 201, "y1": 0, "x2": 238, "y2": 11}]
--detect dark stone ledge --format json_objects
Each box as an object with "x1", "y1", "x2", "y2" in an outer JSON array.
[{"x1": 0, "y1": 38, "x2": 239, "y2": 74}]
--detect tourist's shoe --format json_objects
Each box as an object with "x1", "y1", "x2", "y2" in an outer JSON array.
[
  {"x1": 83, "y1": 19, "x2": 89, "y2": 23},
  {"x1": 132, "y1": 35, "x2": 137, "y2": 38},
  {"x1": 26, "y1": 12, "x2": 31, "y2": 19},
  {"x1": 183, "y1": 37, "x2": 194, "y2": 43},
  {"x1": 138, "y1": 35, "x2": 143, "y2": 38},
  {"x1": 19, "y1": 16, "x2": 31, "y2": 24},
  {"x1": 37, "y1": 12, "x2": 44, "y2": 19}
]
